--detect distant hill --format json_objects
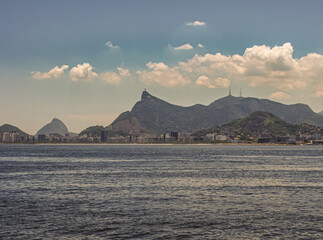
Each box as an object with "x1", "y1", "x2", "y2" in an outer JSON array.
[
  {"x1": 194, "y1": 111, "x2": 322, "y2": 138},
  {"x1": 36, "y1": 118, "x2": 69, "y2": 136},
  {"x1": 79, "y1": 125, "x2": 104, "y2": 137},
  {"x1": 0, "y1": 124, "x2": 29, "y2": 137},
  {"x1": 81, "y1": 91, "x2": 323, "y2": 136}
]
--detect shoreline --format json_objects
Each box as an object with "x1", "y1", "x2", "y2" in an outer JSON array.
[{"x1": 0, "y1": 142, "x2": 318, "y2": 146}]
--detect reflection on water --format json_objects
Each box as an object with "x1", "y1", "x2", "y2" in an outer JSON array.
[{"x1": 0, "y1": 145, "x2": 322, "y2": 239}]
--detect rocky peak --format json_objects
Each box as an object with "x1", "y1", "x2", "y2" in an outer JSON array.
[
  {"x1": 141, "y1": 90, "x2": 152, "y2": 100},
  {"x1": 36, "y1": 118, "x2": 69, "y2": 136},
  {"x1": 51, "y1": 118, "x2": 64, "y2": 124}
]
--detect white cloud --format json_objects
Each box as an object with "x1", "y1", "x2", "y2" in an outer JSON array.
[
  {"x1": 185, "y1": 21, "x2": 206, "y2": 27},
  {"x1": 100, "y1": 67, "x2": 130, "y2": 84},
  {"x1": 198, "y1": 43, "x2": 204, "y2": 48},
  {"x1": 100, "y1": 72, "x2": 121, "y2": 84},
  {"x1": 136, "y1": 62, "x2": 191, "y2": 87},
  {"x1": 314, "y1": 84, "x2": 323, "y2": 97},
  {"x1": 195, "y1": 75, "x2": 230, "y2": 88},
  {"x1": 315, "y1": 91, "x2": 323, "y2": 97},
  {"x1": 117, "y1": 67, "x2": 130, "y2": 77},
  {"x1": 174, "y1": 43, "x2": 194, "y2": 50},
  {"x1": 35, "y1": 63, "x2": 129, "y2": 84},
  {"x1": 270, "y1": 91, "x2": 292, "y2": 100},
  {"x1": 215, "y1": 77, "x2": 231, "y2": 88},
  {"x1": 69, "y1": 63, "x2": 98, "y2": 82},
  {"x1": 32, "y1": 65, "x2": 69, "y2": 80},
  {"x1": 105, "y1": 41, "x2": 119, "y2": 49},
  {"x1": 195, "y1": 75, "x2": 213, "y2": 88},
  {"x1": 176, "y1": 42, "x2": 323, "y2": 95}
]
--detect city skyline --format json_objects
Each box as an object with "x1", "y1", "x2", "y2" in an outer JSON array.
[{"x1": 1, "y1": 0, "x2": 323, "y2": 134}]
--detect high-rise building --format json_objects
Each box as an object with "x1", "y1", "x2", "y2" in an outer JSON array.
[
  {"x1": 171, "y1": 131, "x2": 178, "y2": 141},
  {"x1": 101, "y1": 130, "x2": 108, "y2": 142},
  {"x1": 38, "y1": 134, "x2": 46, "y2": 142}
]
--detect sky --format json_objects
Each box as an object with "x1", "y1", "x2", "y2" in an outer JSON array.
[{"x1": 1, "y1": 0, "x2": 323, "y2": 134}]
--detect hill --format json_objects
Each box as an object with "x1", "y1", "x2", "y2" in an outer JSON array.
[
  {"x1": 36, "y1": 118, "x2": 69, "y2": 136},
  {"x1": 81, "y1": 91, "x2": 323, "y2": 136},
  {"x1": 0, "y1": 124, "x2": 29, "y2": 137},
  {"x1": 79, "y1": 125, "x2": 105, "y2": 137},
  {"x1": 319, "y1": 111, "x2": 323, "y2": 116},
  {"x1": 194, "y1": 111, "x2": 322, "y2": 138}
]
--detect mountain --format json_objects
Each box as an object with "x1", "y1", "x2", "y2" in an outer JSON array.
[
  {"x1": 79, "y1": 125, "x2": 105, "y2": 137},
  {"x1": 105, "y1": 111, "x2": 147, "y2": 135},
  {"x1": 319, "y1": 111, "x2": 323, "y2": 116},
  {"x1": 194, "y1": 111, "x2": 322, "y2": 138},
  {"x1": 0, "y1": 124, "x2": 29, "y2": 137},
  {"x1": 207, "y1": 95, "x2": 323, "y2": 127},
  {"x1": 81, "y1": 91, "x2": 323, "y2": 136},
  {"x1": 36, "y1": 118, "x2": 69, "y2": 136}
]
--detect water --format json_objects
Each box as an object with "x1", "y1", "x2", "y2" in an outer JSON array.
[{"x1": 0, "y1": 144, "x2": 322, "y2": 239}]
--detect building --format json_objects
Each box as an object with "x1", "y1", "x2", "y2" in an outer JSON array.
[
  {"x1": 2, "y1": 132, "x2": 11, "y2": 143},
  {"x1": 216, "y1": 135, "x2": 227, "y2": 141},
  {"x1": 101, "y1": 130, "x2": 108, "y2": 142},
  {"x1": 170, "y1": 132, "x2": 178, "y2": 141},
  {"x1": 38, "y1": 134, "x2": 47, "y2": 142},
  {"x1": 206, "y1": 133, "x2": 215, "y2": 141}
]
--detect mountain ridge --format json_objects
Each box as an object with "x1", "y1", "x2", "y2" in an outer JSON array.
[{"x1": 81, "y1": 91, "x2": 323, "y2": 136}]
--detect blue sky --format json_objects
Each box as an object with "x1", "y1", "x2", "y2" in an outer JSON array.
[{"x1": 1, "y1": 0, "x2": 323, "y2": 133}]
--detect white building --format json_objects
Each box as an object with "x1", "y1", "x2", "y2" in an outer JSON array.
[{"x1": 215, "y1": 135, "x2": 227, "y2": 141}]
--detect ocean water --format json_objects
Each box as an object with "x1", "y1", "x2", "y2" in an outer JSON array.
[{"x1": 0, "y1": 144, "x2": 322, "y2": 239}]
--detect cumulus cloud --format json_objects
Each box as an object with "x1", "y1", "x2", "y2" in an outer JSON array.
[
  {"x1": 198, "y1": 43, "x2": 204, "y2": 48},
  {"x1": 315, "y1": 91, "x2": 323, "y2": 97},
  {"x1": 105, "y1": 41, "x2": 119, "y2": 49},
  {"x1": 136, "y1": 62, "x2": 191, "y2": 87},
  {"x1": 100, "y1": 72, "x2": 121, "y2": 84},
  {"x1": 33, "y1": 63, "x2": 130, "y2": 84},
  {"x1": 185, "y1": 21, "x2": 206, "y2": 26},
  {"x1": 54, "y1": 42, "x2": 321, "y2": 94},
  {"x1": 117, "y1": 67, "x2": 130, "y2": 77},
  {"x1": 31, "y1": 65, "x2": 69, "y2": 80},
  {"x1": 270, "y1": 91, "x2": 292, "y2": 100},
  {"x1": 195, "y1": 76, "x2": 213, "y2": 88},
  {"x1": 174, "y1": 42, "x2": 323, "y2": 95},
  {"x1": 195, "y1": 75, "x2": 230, "y2": 88},
  {"x1": 174, "y1": 43, "x2": 194, "y2": 50},
  {"x1": 315, "y1": 84, "x2": 323, "y2": 97},
  {"x1": 137, "y1": 43, "x2": 323, "y2": 93},
  {"x1": 69, "y1": 63, "x2": 98, "y2": 82},
  {"x1": 100, "y1": 67, "x2": 130, "y2": 84},
  {"x1": 214, "y1": 77, "x2": 231, "y2": 88}
]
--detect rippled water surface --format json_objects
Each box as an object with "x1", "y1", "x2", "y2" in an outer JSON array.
[{"x1": 0, "y1": 144, "x2": 322, "y2": 239}]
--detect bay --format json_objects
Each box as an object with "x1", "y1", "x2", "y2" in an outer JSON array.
[{"x1": 0, "y1": 144, "x2": 322, "y2": 239}]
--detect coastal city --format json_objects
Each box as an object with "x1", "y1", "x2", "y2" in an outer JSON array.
[
  {"x1": 1, "y1": 127, "x2": 323, "y2": 145},
  {"x1": 1, "y1": 91, "x2": 323, "y2": 145}
]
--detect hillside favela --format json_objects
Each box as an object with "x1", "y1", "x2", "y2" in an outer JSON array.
[{"x1": 1, "y1": 90, "x2": 323, "y2": 145}]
